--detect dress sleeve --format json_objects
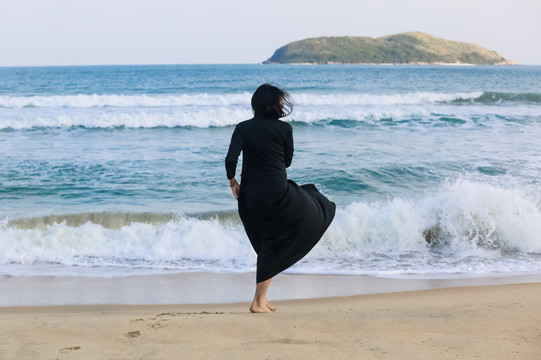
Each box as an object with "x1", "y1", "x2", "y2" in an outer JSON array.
[
  {"x1": 225, "y1": 126, "x2": 243, "y2": 179},
  {"x1": 284, "y1": 124, "x2": 294, "y2": 168}
]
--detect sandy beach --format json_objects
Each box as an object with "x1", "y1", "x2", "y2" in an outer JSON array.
[{"x1": 1, "y1": 282, "x2": 540, "y2": 360}]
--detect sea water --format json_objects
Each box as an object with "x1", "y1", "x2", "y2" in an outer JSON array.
[{"x1": 1, "y1": 64, "x2": 540, "y2": 278}]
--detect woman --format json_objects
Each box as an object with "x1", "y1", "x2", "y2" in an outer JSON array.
[{"x1": 225, "y1": 84, "x2": 335, "y2": 313}]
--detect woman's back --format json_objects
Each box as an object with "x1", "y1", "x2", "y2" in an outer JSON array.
[{"x1": 226, "y1": 116, "x2": 293, "y2": 193}]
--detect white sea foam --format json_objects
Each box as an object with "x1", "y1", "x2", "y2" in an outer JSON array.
[
  {"x1": 293, "y1": 92, "x2": 482, "y2": 106},
  {"x1": 1, "y1": 179, "x2": 540, "y2": 277},
  {"x1": 0, "y1": 91, "x2": 481, "y2": 109},
  {"x1": 0, "y1": 216, "x2": 254, "y2": 273},
  {"x1": 2, "y1": 104, "x2": 538, "y2": 130},
  {"x1": 1, "y1": 90, "x2": 539, "y2": 130},
  {"x1": 0, "y1": 109, "x2": 252, "y2": 129},
  {"x1": 314, "y1": 179, "x2": 541, "y2": 255},
  {"x1": 0, "y1": 93, "x2": 252, "y2": 108}
]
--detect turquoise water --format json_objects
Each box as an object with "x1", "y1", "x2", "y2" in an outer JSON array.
[{"x1": 1, "y1": 65, "x2": 541, "y2": 277}]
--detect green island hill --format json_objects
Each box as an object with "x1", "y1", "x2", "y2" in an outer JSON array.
[{"x1": 263, "y1": 32, "x2": 516, "y2": 65}]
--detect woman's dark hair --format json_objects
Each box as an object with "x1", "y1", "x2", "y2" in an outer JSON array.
[{"x1": 251, "y1": 83, "x2": 293, "y2": 118}]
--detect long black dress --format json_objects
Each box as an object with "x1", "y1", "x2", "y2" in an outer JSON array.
[{"x1": 225, "y1": 116, "x2": 336, "y2": 283}]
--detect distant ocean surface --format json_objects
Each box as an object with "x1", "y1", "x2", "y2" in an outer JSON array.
[{"x1": 1, "y1": 64, "x2": 541, "y2": 278}]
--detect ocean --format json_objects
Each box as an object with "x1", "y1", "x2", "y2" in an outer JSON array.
[{"x1": 1, "y1": 64, "x2": 541, "y2": 279}]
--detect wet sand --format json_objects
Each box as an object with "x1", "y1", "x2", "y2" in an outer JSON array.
[{"x1": 2, "y1": 272, "x2": 541, "y2": 306}]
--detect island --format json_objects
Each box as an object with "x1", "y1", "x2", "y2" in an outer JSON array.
[{"x1": 263, "y1": 32, "x2": 516, "y2": 65}]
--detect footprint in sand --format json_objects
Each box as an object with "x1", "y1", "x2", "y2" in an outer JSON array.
[
  {"x1": 123, "y1": 331, "x2": 141, "y2": 338},
  {"x1": 59, "y1": 346, "x2": 81, "y2": 353}
]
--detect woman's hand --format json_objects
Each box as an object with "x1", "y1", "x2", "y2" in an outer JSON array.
[
  {"x1": 229, "y1": 178, "x2": 240, "y2": 199},
  {"x1": 231, "y1": 183, "x2": 240, "y2": 199}
]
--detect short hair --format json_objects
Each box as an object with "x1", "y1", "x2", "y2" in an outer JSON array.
[{"x1": 251, "y1": 83, "x2": 293, "y2": 118}]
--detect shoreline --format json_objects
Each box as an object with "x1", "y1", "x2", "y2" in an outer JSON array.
[
  {"x1": 1, "y1": 282, "x2": 540, "y2": 359},
  {"x1": 2, "y1": 272, "x2": 541, "y2": 307}
]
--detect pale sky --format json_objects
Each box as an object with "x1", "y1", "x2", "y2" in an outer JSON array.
[{"x1": 0, "y1": 0, "x2": 539, "y2": 66}]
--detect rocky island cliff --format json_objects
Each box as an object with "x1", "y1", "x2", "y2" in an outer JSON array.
[{"x1": 264, "y1": 32, "x2": 516, "y2": 65}]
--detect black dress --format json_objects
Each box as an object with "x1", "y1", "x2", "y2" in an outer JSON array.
[{"x1": 225, "y1": 116, "x2": 336, "y2": 283}]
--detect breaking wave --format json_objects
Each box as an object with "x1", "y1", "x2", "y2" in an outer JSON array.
[
  {"x1": 2, "y1": 179, "x2": 540, "y2": 277},
  {"x1": 0, "y1": 91, "x2": 484, "y2": 109},
  {"x1": 1, "y1": 90, "x2": 540, "y2": 130},
  {"x1": 3, "y1": 91, "x2": 540, "y2": 110}
]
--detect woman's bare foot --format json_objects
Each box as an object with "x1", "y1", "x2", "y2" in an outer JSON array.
[
  {"x1": 250, "y1": 299, "x2": 277, "y2": 313},
  {"x1": 250, "y1": 278, "x2": 276, "y2": 313}
]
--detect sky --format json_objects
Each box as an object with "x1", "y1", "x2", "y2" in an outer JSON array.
[{"x1": 0, "y1": 0, "x2": 540, "y2": 66}]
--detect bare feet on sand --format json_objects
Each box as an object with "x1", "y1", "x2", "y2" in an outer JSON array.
[
  {"x1": 250, "y1": 299, "x2": 277, "y2": 313},
  {"x1": 250, "y1": 278, "x2": 276, "y2": 313}
]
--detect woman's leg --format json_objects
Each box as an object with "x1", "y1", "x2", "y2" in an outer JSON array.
[{"x1": 250, "y1": 278, "x2": 276, "y2": 313}]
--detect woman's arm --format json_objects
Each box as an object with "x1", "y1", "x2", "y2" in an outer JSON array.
[
  {"x1": 284, "y1": 124, "x2": 294, "y2": 168},
  {"x1": 225, "y1": 126, "x2": 242, "y2": 178},
  {"x1": 225, "y1": 126, "x2": 242, "y2": 199}
]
